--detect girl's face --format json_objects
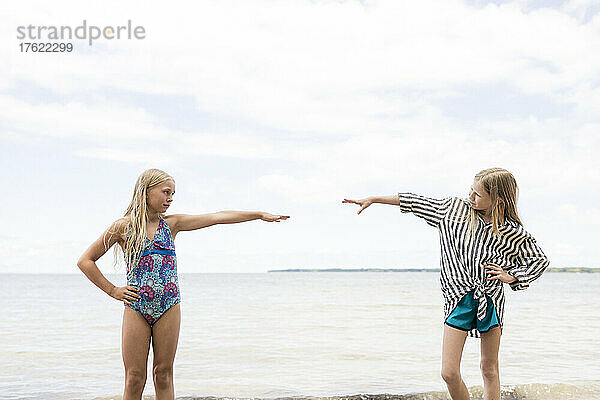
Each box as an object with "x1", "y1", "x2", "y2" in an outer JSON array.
[
  {"x1": 146, "y1": 179, "x2": 175, "y2": 213},
  {"x1": 469, "y1": 179, "x2": 492, "y2": 214}
]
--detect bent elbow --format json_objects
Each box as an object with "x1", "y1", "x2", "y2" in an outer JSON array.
[{"x1": 77, "y1": 257, "x2": 88, "y2": 272}]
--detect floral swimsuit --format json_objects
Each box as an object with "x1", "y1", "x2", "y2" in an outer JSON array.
[{"x1": 125, "y1": 216, "x2": 180, "y2": 326}]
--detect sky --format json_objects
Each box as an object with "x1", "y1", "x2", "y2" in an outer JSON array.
[{"x1": 2, "y1": 0, "x2": 599, "y2": 274}]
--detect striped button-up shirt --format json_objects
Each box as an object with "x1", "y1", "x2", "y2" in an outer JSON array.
[{"x1": 398, "y1": 193, "x2": 549, "y2": 337}]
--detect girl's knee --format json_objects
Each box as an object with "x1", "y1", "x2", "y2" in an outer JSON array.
[
  {"x1": 125, "y1": 369, "x2": 146, "y2": 392},
  {"x1": 480, "y1": 359, "x2": 499, "y2": 380},
  {"x1": 153, "y1": 364, "x2": 173, "y2": 389},
  {"x1": 441, "y1": 367, "x2": 461, "y2": 385}
]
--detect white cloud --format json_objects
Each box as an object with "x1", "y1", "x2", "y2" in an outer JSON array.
[
  {"x1": 557, "y1": 203, "x2": 600, "y2": 226},
  {"x1": 5, "y1": 0, "x2": 600, "y2": 136},
  {"x1": 176, "y1": 133, "x2": 329, "y2": 161},
  {"x1": 257, "y1": 174, "x2": 334, "y2": 203},
  {"x1": 0, "y1": 95, "x2": 167, "y2": 141},
  {"x1": 562, "y1": 0, "x2": 600, "y2": 20},
  {"x1": 549, "y1": 241, "x2": 585, "y2": 258},
  {"x1": 73, "y1": 147, "x2": 172, "y2": 164},
  {"x1": 252, "y1": 123, "x2": 598, "y2": 205}
]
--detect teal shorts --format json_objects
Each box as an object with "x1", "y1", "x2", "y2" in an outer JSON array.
[{"x1": 445, "y1": 291, "x2": 499, "y2": 333}]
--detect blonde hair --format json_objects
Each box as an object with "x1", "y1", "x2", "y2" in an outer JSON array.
[
  {"x1": 469, "y1": 167, "x2": 521, "y2": 235},
  {"x1": 109, "y1": 169, "x2": 175, "y2": 270}
]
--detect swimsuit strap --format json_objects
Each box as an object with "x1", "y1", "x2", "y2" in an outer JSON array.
[
  {"x1": 158, "y1": 215, "x2": 175, "y2": 247},
  {"x1": 147, "y1": 216, "x2": 166, "y2": 243}
]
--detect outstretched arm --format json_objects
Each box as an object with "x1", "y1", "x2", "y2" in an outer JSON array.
[
  {"x1": 344, "y1": 193, "x2": 452, "y2": 228},
  {"x1": 342, "y1": 195, "x2": 399, "y2": 214},
  {"x1": 170, "y1": 211, "x2": 290, "y2": 234}
]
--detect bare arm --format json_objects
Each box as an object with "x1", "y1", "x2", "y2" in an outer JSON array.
[
  {"x1": 344, "y1": 193, "x2": 452, "y2": 228},
  {"x1": 76, "y1": 219, "x2": 140, "y2": 305},
  {"x1": 342, "y1": 195, "x2": 399, "y2": 214},
  {"x1": 170, "y1": 211, "x2": 290, "y2": 235}
]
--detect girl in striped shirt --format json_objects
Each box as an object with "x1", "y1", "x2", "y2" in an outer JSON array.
[{"x1": 343, "y1": 168, "x2": 549, "y2": 400}]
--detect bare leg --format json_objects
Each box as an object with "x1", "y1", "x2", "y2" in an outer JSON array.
[
  {"x1": 480, "y1": 327, "x2": 501, "y2": 400},
  {"x1": 441, "y1": 325, "x2": 470, "y2": 400},
  {"x1": 151, "y1": 304, "x2": 181, "y2": 400},
  {"x1": 122, "y1": 307, "x2": 151, "y2": 400}
]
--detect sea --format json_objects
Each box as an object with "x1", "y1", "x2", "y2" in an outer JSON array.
[{"x1": 1, "y1": 271, "x2": 599, "y2": 400}]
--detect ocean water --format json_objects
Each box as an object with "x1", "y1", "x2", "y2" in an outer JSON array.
[{"x1": 1, "y1": 272, "x2": 599, "y2": 400}]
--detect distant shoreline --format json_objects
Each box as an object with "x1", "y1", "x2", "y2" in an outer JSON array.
[{"x1": 268, "y1": 267, "x2": 600, "y2": 273}]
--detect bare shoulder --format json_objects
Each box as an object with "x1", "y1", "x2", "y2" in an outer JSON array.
[
  {"x1": 112, "y1": 217, "x2": 129, "y2": 230},
  {"x1": 163, "y1": 214, "x2": 179, "y2": 229},
  {"x1": 109, "y1": 217, "x2": 129, "y2": 241}
]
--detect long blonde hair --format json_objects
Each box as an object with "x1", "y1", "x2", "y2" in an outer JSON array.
[
  {"x1": 113, "y1": 169, "x2": 175, "y2": 270},
  {"x1": 469, "y1": 168, "x2": 521, "y2": 235}
]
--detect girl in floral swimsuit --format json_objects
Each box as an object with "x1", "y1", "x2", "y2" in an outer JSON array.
[
  {"x1": 78, "y1": 169, "x2": 289, "y2": 400},
  {"x1": 126, "y1": 215, "x2": 180, "y2": 326}
]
